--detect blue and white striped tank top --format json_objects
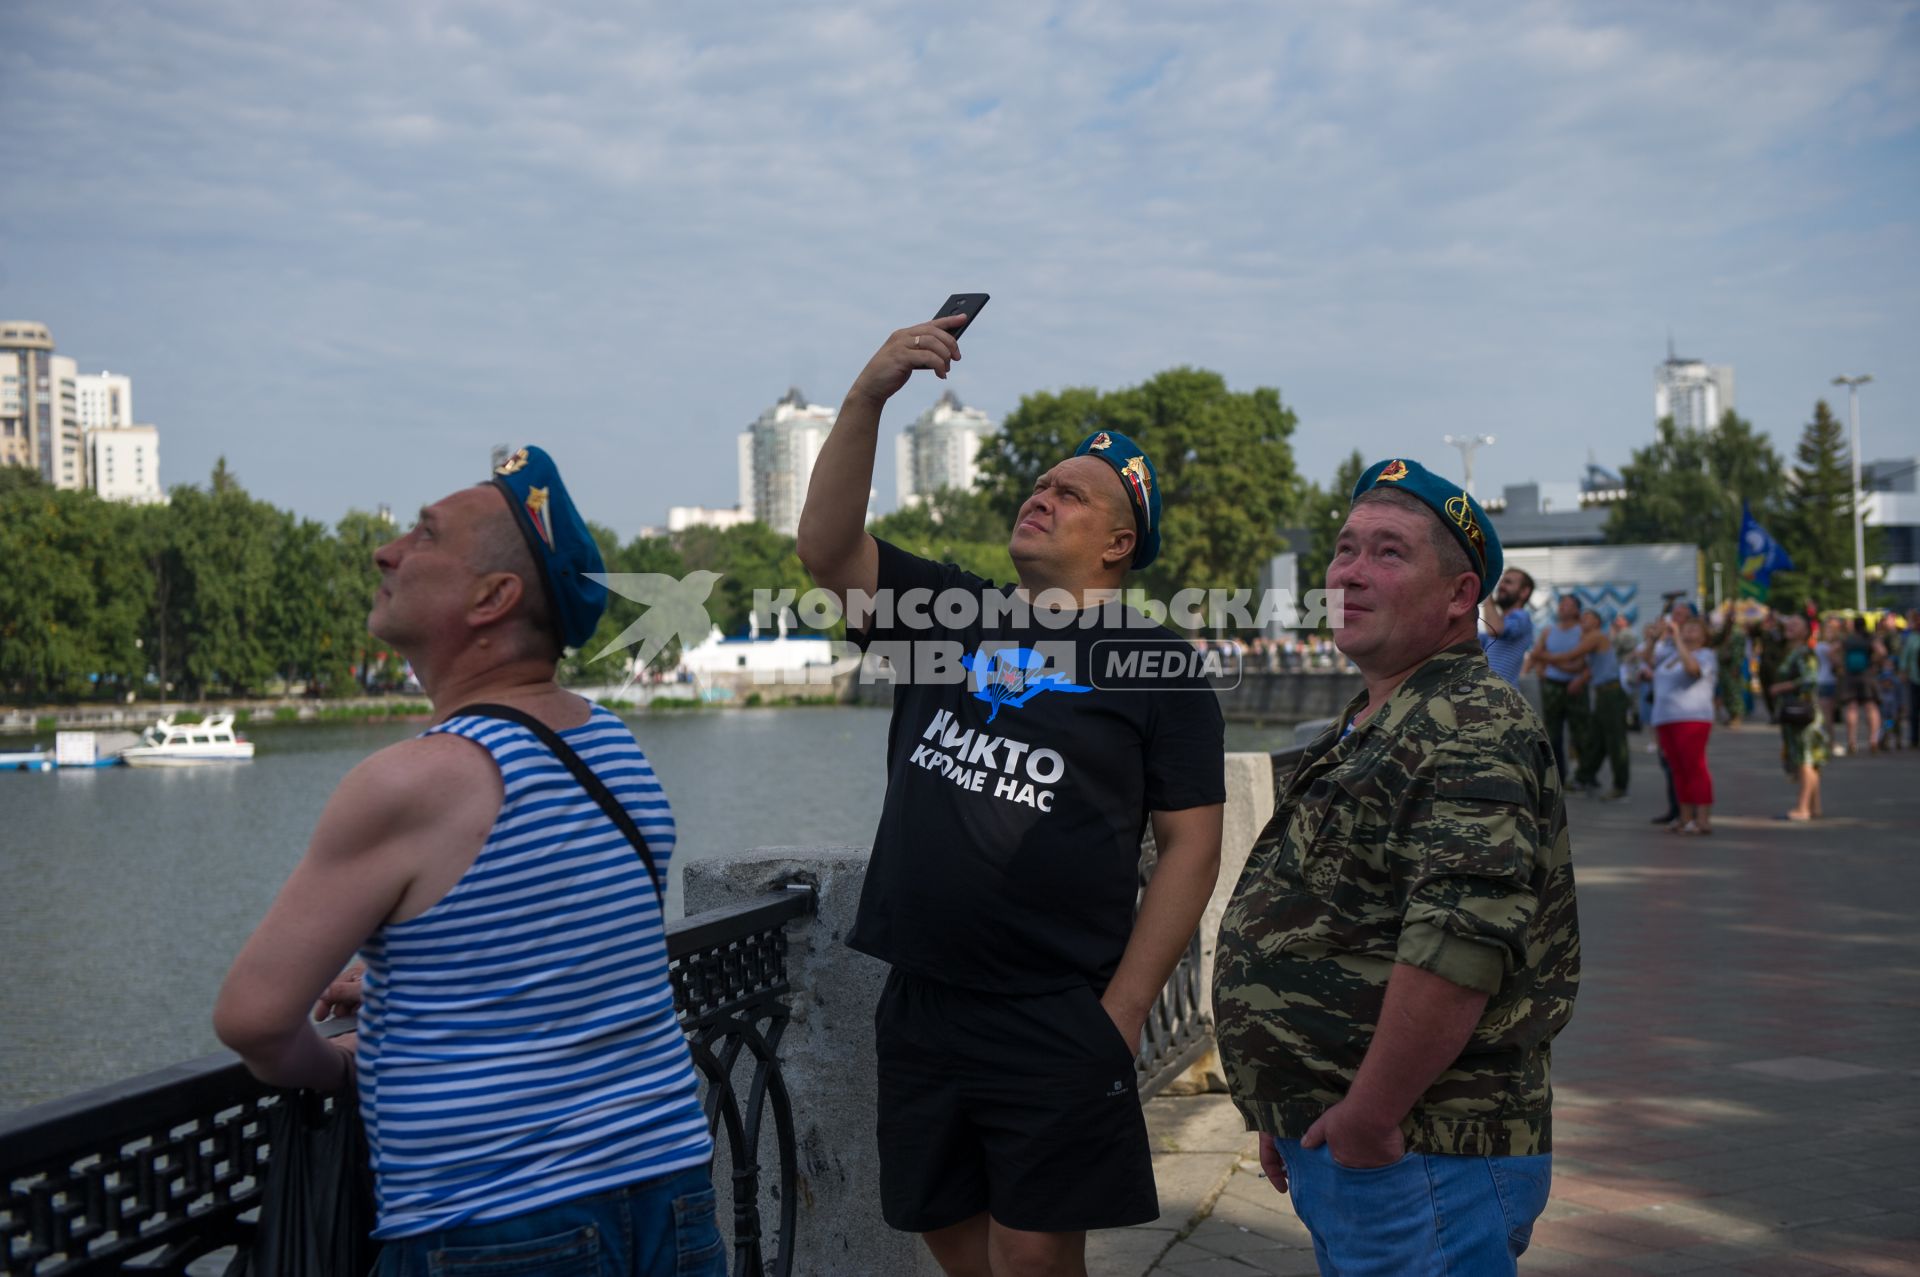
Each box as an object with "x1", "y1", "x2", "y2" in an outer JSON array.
[{"x1": 356, "y1": 705, "x2": 712, "y2": 1239}]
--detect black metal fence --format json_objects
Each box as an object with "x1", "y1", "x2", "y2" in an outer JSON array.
[
  {"x1": 1131, "y1": 743, "x2": 1309, "y2": 1101},
  {"x1": 6, "y1": 757, "x2": 1320, "y2": 1277},
  {"x1": 0, "y1": 887, "x2": 814, "y2": 1277},
  {"x1": 1133, "y1": 830, "x2": 1214, "y2": 1100}
]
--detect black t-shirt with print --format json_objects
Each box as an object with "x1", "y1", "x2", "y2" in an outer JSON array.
[{"x1": 847, "y1": 539, "x2": 1228, "y2": 995}]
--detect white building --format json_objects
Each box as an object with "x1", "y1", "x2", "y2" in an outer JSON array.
[
  {"x1": 1, "y1": 323, "x2": 95, "y2": 491},
  {"x1": 1864, "y1": 456, "x2": 1920, "y2": 611},
  {"x1": 895, "y1": 389, "x2": 993, "y2": 508},
  {"x1": 666, "y1": 505, "x2": 751, "y2": 533},
  {"x1": 740, "y1": 388, "x2": 837, "y2": 537},
  {"x1": 1654, "y1": 345, "x2": 1734, "y2": 433},
  {"x1": 75, "y1": 371, "x2": 133, "y2": 432},
  {"x1": 87, "y1": 424, "x2": 164, "y2": 504}
]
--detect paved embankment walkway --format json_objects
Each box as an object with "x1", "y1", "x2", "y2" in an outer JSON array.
[{"x1": 1092, "y1": 723, "x2": 1920, "y2": 1276}]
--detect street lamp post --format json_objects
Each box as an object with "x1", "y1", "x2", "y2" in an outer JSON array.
[
  {"x1": 1832, "y1": 375, "x2": 1872, "y2": 613},
  {"x1": 1443, "y1": 433, "x2": 1497, "y2": 498}
]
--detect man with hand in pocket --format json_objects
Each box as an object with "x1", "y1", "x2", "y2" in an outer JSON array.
[
  {"x1": 1213, "y1": 458, "x2": 1581, "y2": 1277},
  {"x1": 797, "y1": 311, "x2": 1226, "y2": 1277}
]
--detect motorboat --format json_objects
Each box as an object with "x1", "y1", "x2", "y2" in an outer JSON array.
[
  {"x1": 0, "y1": 746, "x2": 52, "y2": 772},
  {"x1": 120, "y1": 714, "x2": 256, "y2": 766}
]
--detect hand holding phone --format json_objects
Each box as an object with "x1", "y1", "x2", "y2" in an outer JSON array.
[{"x1": 933, "y1": 293, "x2": 990, "y2": 340}]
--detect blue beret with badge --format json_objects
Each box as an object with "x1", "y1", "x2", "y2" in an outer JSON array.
[
  {"x1": 490, "y1": 445, "x2": 608, "y2": 650},
  {"x1": 1073, "y1": 429, "x2": 1162, "y2": 569},
  {"x1": 1349, "y1": 457, "x2": 1504, "y2": 603}
]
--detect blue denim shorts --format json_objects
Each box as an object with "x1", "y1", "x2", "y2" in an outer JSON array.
[
  {"x1": 371, "y1": 1166, "x2": 726, "y2": 1277},
  {"x1": 1276, "y1": 1140, "x2": 1551, "y2": 1277}
]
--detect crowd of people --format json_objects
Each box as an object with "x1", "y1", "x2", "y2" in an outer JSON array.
[
  {"x1": 1191, "y1": 633, "x2": 1355, "y2": 673},
  {"x1": 211, "y1": 309, "x2": 1582, "y2": 1277},
  {"x1": 1474, "y1": 586, "x2": 1919, "y2": 831}
]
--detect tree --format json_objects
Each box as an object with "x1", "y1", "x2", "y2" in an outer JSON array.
[
  {"x1": 164, "y1": 460, "x2": 285, "y2": 697},
  {"x1": 1291, "y1": 450, "x2": 1369, "y2": 615},
  {"x1": 1771, "y1": 399, "x2": 1881, "y2": 611},
  {"x1": 867, "y1": 486, "x2": 1016, "y2": 585},
  {"x1": 976, "y1": 368, "x2": 1303, "y2": 613},
  {"x1": 332, "y1": 510, "x2": 397, "y2": 691},
  {"x1": 0, "y1": 485, "x2": 151, "y2": 700},
  {"x1": 673, "y1": 522, "x2": 812, "y2": 637},
  {"x1": 1606, "y1": 412, "x2": 1788, "y2": 591},
  {"x1": 560, "y1": 527, "x2": 693, "y2": 683}
]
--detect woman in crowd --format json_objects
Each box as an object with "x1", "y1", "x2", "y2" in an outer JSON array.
[
  {"x1": 1652, "y1": 614, "x2": 1718, "y2": 834},
  {"x1": 1836, "y1": 616, "x2": 1885, "y2": 754},
  {"x1": 1815, "y1": 626, "x2": 1840, "y2": 752},
  {"x1": 1766, "y1": 614, "x2": 1826, "y2": 821}
]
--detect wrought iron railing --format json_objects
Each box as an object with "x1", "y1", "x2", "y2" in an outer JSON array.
[
  {"x1": 0, "y1": 887, "x2": 814, "y2": 1277},
  {"x1": 1131, "y1": 743, "x2": 1308, "y2": 1101},
  {"x1": 1133, "y1": 829, "x2": 1213, "y2": 1100}
]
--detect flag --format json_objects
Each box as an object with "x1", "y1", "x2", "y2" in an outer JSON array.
[{"x1": 1737, "y1": 503, "x2": 1793, "y2": 601}]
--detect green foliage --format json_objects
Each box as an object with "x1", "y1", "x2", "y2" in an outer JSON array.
[
  {"x1": 673, "y1": 522, "x2": 813, "y2": 636},
  {"x1": 0, "y1": 367, "x2": 1309, "y2": 699},
  {"x1": 0, "y1": 485, "x2": 153, "y2": 700},
  {"x1": 560, "y1": 526, "x2": 690, "y2": 682},
  {"x1": 867, "y1": 487, "x2": 1016, "y2": 585},
  {"x1": 1605, "y1": 413, "x2": 1788, "y2": 584},
  {"x1": 165, "y1": 460, "x2": 285, "y2": 697},
  {"x1": 976, "y1": 368, "x2": 1302, "y2": 611},
  {"x1": 1771, "y1": 399, "x2": 1883, "y2": 610},
  {"x1": 0, "y1": 461, "x2": 410, "y2": 703},
  {"x1": 1292, "y1": 450, "x2": 1369, "y2": 616}
]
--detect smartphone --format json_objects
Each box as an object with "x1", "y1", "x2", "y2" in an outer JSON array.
[{"x1": 933, "y1": 293, "x2": 990, "y2": 339}]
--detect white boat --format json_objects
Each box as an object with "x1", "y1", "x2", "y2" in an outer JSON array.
[
  {"x1": 121, "y1": 714, "x2": 256, "y2": 766},
  {"x1": 0, "y1": 747, "x2": 53, "y2": 772}
]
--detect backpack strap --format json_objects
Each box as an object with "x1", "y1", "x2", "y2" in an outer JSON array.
[{"x1": 449, "y1": 703, "x2": 663, "y2": 902}]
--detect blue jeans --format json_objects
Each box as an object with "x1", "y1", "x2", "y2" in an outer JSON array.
[
  {"x1": 371, "y1": 1167, "x2": 726, "y2": 1277},
  {"x1": 1276, "y1": 1140, "x2": 1551, "y2": 1277}
]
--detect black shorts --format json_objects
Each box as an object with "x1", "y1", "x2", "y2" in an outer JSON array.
[
  {"x1": 1841, "y1": 674, "x2": 1877, "y2": 704},
  {"x1": 873, "y1": 968, "x2": 1158, "y2": 1234}
]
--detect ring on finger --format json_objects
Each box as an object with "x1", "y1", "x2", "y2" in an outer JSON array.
[{"x1": 910, "y1": 334, "x2": 921, "y2": 348}]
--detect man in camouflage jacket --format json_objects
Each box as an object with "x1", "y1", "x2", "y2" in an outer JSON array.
[{"x1": 1214, "y1": 457, "x2": 1580, "y2": 1277}]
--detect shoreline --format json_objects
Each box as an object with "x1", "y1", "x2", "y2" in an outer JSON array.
[{"x1": 0, "y1": 686, "x2": 851, "y2": 738}]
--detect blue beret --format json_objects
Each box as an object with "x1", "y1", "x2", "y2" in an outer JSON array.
[
  {"x1": 1349, "y1": 457, "x2": 1504, "y2": 603},
  {"x1": 1073, "y1": 430, "x2": 1162, "y2": 569},
  {"x1": 490, "y1": 446, "x2": 608, "y2": 650}
]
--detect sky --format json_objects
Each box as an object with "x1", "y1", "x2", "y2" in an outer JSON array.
[{"x1": 2, "y1": 0, "x2": 1917, "y2": 536}]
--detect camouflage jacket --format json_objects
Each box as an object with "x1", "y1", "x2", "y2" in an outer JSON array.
[{"x1": 1213, "y1": 642, "x2": 1580, "y2": 1156}]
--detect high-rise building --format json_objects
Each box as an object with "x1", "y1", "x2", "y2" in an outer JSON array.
[
  {"x1": 1, "y1": 321, "x2": 86, "y2": 488},
  {"x1": 740, "y1": 388, "x2": 837, "y2": 536},
  {"x1": 75, "y1": 371, "x2": 133, "y2": 432},
  {"x1": 895, "y1": 389, "x2": 993, "y2": 508},
  {"x1": 1654, "y1": 343, "x2": 1734, "y2": 433},
  {"x1": 88, "y1": 424, "x2": 163, "y2": 504}
]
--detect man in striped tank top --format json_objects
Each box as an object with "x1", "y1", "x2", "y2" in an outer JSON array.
[{"x1": 215, "y1": 447, "x2": 726, "y2": 1276}]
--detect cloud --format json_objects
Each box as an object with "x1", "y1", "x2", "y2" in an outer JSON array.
[{"x1": 0, "y1": 0, "x2": 1914, "y2": 532}]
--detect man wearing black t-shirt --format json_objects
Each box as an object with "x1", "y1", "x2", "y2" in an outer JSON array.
[{"x1": 797, "y1": 314, "x2": 1227, "y2": 1277}]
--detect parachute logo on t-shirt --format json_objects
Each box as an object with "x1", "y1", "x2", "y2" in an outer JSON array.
[{"x1": 961, "y1": 646, "x2": 1091, "y2": 722}]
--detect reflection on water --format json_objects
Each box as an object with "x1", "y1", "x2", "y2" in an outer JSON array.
[{"x1": 0, "y1": 704, "x2": 1290, "y2": 1113}]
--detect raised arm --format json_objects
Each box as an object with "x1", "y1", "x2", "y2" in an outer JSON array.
[{"x1": 796, "y1": 313, "x2": 967, "y2": 618}]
